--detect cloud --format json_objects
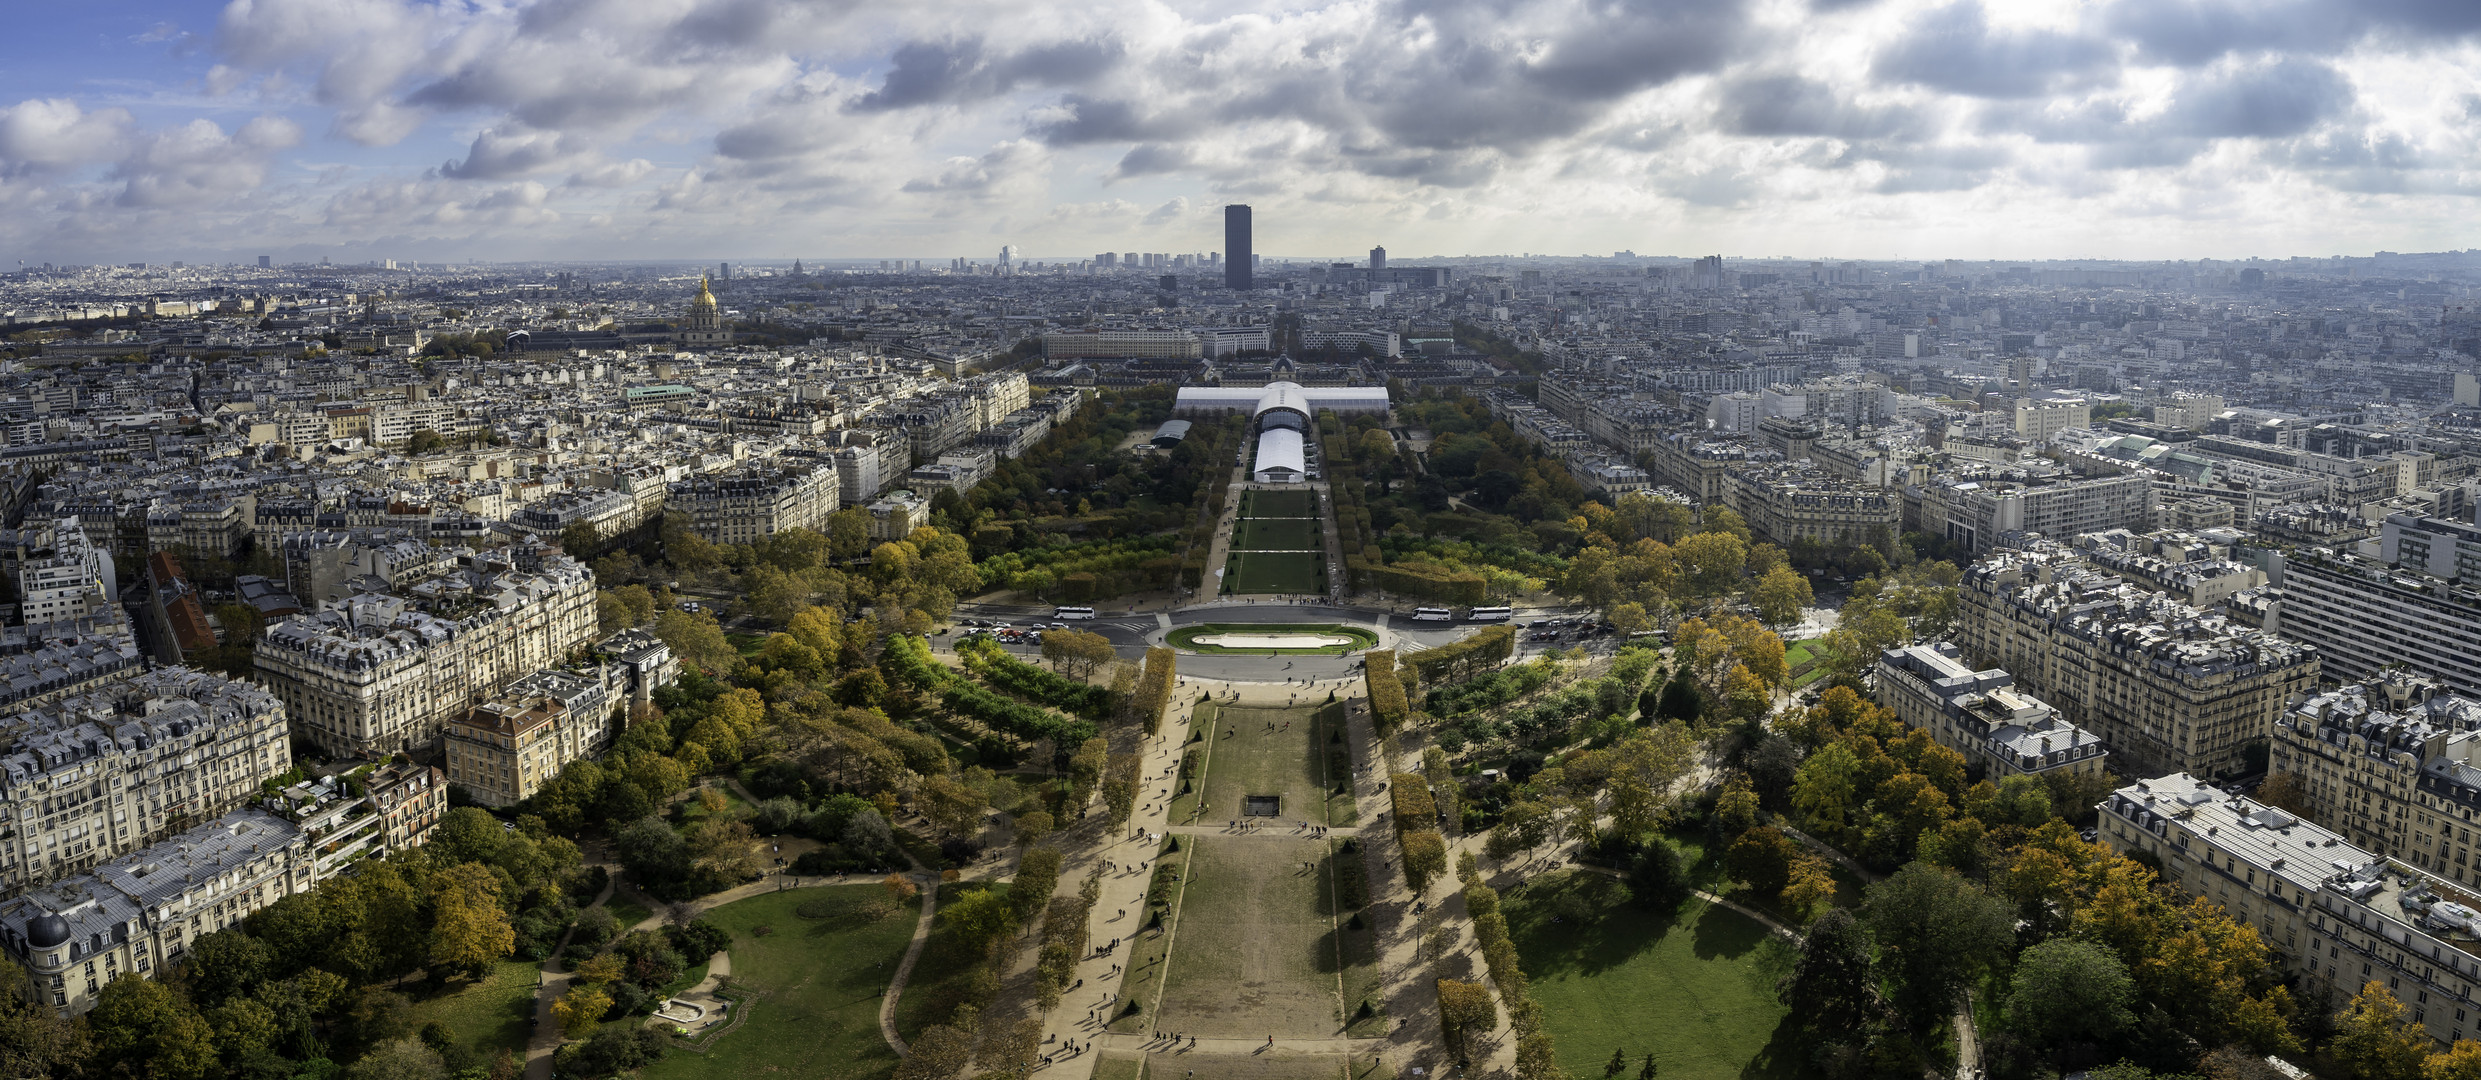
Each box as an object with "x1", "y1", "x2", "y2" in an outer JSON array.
[
  {"x1": 1872, "y1": 3, "x2": 2118, "y2": 99},
  {"x1": 0, "y1": 99, "x2": 134, "y2": 176},
  {"x1": 111, "y1": 115, "x2": 300, "y2": 207},
  {"x1": 441, "y1": 125, "x2": 591, "y2": 180},
  {"x1": 853, "y1": 36, "x2": 1123, "y2": 111}
]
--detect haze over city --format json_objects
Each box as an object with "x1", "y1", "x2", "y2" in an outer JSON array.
[{"x1": 11, "y1": 0, "x2": 2481, "y2": 263}]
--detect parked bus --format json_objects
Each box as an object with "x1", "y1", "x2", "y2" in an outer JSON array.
[
  {"x1": 1410, "y1": 607, "x2": 1455, "y2": 622},
  {"x1": 1466, "y1": 606, "x2": 1514, "y2": 623},
  {"x1": 1053, "y1": 606, "x2": 1099, "y2": 620}
]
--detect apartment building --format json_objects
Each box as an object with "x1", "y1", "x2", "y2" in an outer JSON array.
[
  {"x1": 275, "y1": 760, "x2": 446, "y2": 879},
  {"x1": 866, "y1": 490, "x2": 928, "y2": 541},
  {"x1": 2099, "y1": 773, "x2": 2481, "y2": 1046},
  {"x1": 254, "y1": 552, "x2": 597, "y2": 758},
  {"x1": 0, "y1": 808, "x2": 318, "y2": 1015},
  {"x1": 1919, "y1": 471, "x2": 2154, "y2": 553},
  {"x1": 1041, "y1": 329, "x2": 1201, "y2": 360},
  {"x1": 445, "y1": 665, "x2": 621, "y2": 807},
  {"x1": 11, "y1": 520, "x2": 114, "y2": 626},
  {"x1": 2383, "y1": 513, "x2": 2481, "y2": 585},
  {"x1": 1958, "y1": 548, "x2": 2319, "y2": 777},
  {"x1": 1875, "y1": 643, "x2": 2110, "y2": 780},
  {"x1": 2271, "y1": 550, "x2": 2481, "y2": 697},
  {"x1": 2267, "y1": 676, "x2": 2481, "y2": 884},
  {"x1": 665, "y1": 465, "x2": 839, "y2": 546},
  {"x1": 0, "y1": 668, "x2": 292, "y2": 898},
  {"x1": 1722, "y1": 464, "x2": 1902, "y2": 548},
  {"x1": 1645, "y1": 433, "x2": 1753, "y2": 505}
]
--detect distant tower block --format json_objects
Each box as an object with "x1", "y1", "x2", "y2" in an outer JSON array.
[
  {"x1": 1225, "y1": 205, "x2": 1253, "y2": 290},
  {"x1": 1369, "y1": 245, "x2": 1386, "y2": 271}
]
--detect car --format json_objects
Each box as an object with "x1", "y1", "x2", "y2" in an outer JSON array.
[
  {"x1": 502, "y1": 820, "x2": 517, "y2": 831},
  {"x1": 1048, "y1": 622, "x2": 1069, "y2": 630}
]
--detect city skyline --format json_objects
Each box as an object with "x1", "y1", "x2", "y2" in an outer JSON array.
[{"x1": 10, "y1": 0, "x2": 2481, "y2": 265}]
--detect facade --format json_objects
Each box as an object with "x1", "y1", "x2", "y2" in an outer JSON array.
[
  {"x1": 665, "y1": 465, "x2": 839, "y2": 546},
  {"x1": 2098, "y1": 773, "x2": 2481, "y2": 1047},
  {"x1": 1919, "y1": 471, "x2": 2154, "y2": 552},
  {"x1": 1957, "y1": 548, "x2": 2319, "y2": 777},
  {"x1": 1041, "y1": 330, "x2": 1201, "y2": 360},
  {"x1": 13, "y1": 520, "x2": 115, "y2": 626},
  {"x1": 2268, "y1": 676, "x2": 2481, "y2": 883},
  {"x1": 254, "y1": 552, "x2": 598, "y2": 758},
  {"x1": 277, "y1": 761, "x2": 446, "y2": 879},
  {"x1": 2273, "y1": 551, "x2": 2481, "y2": 698},
  {"x1": 445, "y1": 666, "x2": 621, "y2": 808},
  {"x1": 866, "y1": 490, "x2": 927, "y2": 541},
  {"x1": 1875, "y1": 643, "x2": 2110, "y2": 780},
  {"x1": 1722, "y1": 464, "x2": 1901, "y2": 548},
  {"x1": 0, "y1": 668, "x2": 292, "y2": 899},
  {"x1": 0, "y1": 809, "x2": 316, "y2": 1016}
]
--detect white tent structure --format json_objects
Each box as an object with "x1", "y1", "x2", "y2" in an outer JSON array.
[{"x1": 1174, "y1": 381, "x2": 1389, "y2": 485}]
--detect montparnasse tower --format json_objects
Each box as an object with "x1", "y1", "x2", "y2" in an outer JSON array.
[{"x1": 679, "y1": 276, "x2": 731, "y2": 348}]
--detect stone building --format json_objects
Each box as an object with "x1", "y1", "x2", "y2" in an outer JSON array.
[
  {"x1": 1875, "y1": 643, "x2": 2110, "y2": 780},
  {"x1": 664, "y1": 465, "x2": 839, "y2": 547}
]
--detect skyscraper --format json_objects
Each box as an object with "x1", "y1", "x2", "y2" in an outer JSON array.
[
  {"x1": 1225, "y1": 205, "x2": 1252, "y2": 290},
  {"x1": 1369, "y1": 245, "x2": 1386, "y2": 271}
]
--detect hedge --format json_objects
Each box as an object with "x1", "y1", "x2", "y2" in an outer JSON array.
[
  {"x1": 1390, "y1": 772, "x2": 1437, "y2": 826},
  {"x1": 1404, "y1": 626, "x2": 1516, "y2": 686},
  {"x1": 885, "y1": 634, "x2": 1097, "y2": 748},
  {"x1": 1364, "y1": 649, "x2": 1408, "y2": 733},
  {"x1": 1133, "y1": 647, "x2": 1176, "y2": 735},
  {"x1": 1362, "y1": 560, "x2": 1488, "y2": 605}
]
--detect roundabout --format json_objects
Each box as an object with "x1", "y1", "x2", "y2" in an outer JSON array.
[{"x1": 1167, "y1": 623, "x2": 1379, "y2": 654}]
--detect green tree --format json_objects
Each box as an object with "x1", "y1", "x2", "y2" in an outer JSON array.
[
  {"x1": 87, "y1": 974, "x2": 216, "y2": 1080},
  {"x1": 2004, "y1": 937, "x2": 2136, "y2": 1050},
  {"x1": 655, "y1": 608, "x2": 737, "y2": 673},
  {"x1": 1436, "y1": 979, "x2": 1496, "y2": 1059},
  {"x1": 1858, "y1": 862, "x2": 2016, "y2": 1030},
  {"x1": 1777, "y1": 908, "x2": 1879, "y2": 1045},
  {"x1": 348, "y1": 1037, "x2": 448, "y2": 1080},
  {"x1": 1041, "y1": 629, "x2": 1118, "y2": 680}
]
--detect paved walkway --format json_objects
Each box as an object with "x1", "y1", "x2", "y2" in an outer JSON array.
[{"x1": 880, "y1": 880, "x2": 942, "y2": 1055}]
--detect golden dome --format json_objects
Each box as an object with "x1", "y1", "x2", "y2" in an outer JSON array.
[{"x1": 690, "y1": 276, "x2": 718, "y2": 313}]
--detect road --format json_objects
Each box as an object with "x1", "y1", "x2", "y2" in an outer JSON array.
[{"x1": 943, "y1": 601, "x2": 1592, "y2": 681}]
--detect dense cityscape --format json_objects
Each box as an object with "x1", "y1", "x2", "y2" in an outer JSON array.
[
  {"x1": 21, "y1": 0, "x2": 2481, "y2": 1078},
  {"x1": 2, "y1": 234, "x2": 2481, "y2": 1080}
]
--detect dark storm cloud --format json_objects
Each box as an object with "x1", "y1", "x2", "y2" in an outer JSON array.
[
  {"x1": 1979, "y1": 58, "x2": 2352, "y2": 169},
  {"x1": 1872, "y1": 2, "x2": 2118, "y2": 99},
  {"x1": 1032, "y1": 96, "x2": 1166, "y2": 146},
  {"x1": 853, "y1": 36, "x2": 1122, "y2": 112}
]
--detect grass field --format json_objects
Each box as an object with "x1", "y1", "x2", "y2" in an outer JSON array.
[
  {"x1": 637, "y1": 884, "x2": 919, "y2": 1080},
  {"x1": 1242, "y1": 490, "x2": 1318, "y2": 517},
  {"x1": 1226, "y1": 551, "x2": 1324, "y2": 594},
  {"x1": 1785, "y1": 639, "x2": 1828, "y2": 687},
  {"x1": 405, "y1": 960, "x2": 539, "y2": 1061},
  {"x1": 893, "y1": 882, "x2": 1006, "y2": 1040},
  {"x1": 1167, "y1": 624, "x2": 1376, "y2": 655},
  {"x1": 1172, "y1": 704, "x2": 1355, "y2": 827},
  {"x1": 1235, "y1": 517, "x2": 1321, "y2": 551},
  {"x1": 1504, "y1": 871, "x2": 1801, "y2": 1080},
  {"x1": 1152, "y1": 835, "x2": 1355, "y2": 1037}
]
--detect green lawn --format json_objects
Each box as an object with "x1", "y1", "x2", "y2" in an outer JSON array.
[
  {"x1": 1173, "y1": 704, "x2": 1354, "y2": 826},
  {"x1": 1785, "y1": 639, "x2": 1829, "y2": 687},
  {"x1": 892, "y1": 882, "x2": 1005, "y2": 1040},
  {"x1": 1235, "y1": 517, "x2": 1320, "y2": 551},
  {"x1": 608, "y1": 897, "x2": 655, "y2": 932},
  {"x1": 1225, "y1": 551, "x2": 1324, "y2": 594},
  {"x1": 636, "y1": 885, "x2": 919, "y2": 1080},
  {"x1": 405, "y1": 960, "x2": 539, "y2": 1061},
  {"x1": 1505, "y1": 871, "x2": 1802, "y2": 1080},
  {"x1": 1242, "y1": 490, "x2": 1318, "y2": 517},
  {"x1": 1167, "y1": 624, "x2": 1376, "y2": 655}
]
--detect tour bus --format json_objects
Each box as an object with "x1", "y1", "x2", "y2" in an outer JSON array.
[
  {"x1": 1410, "y1": 607, "x2": 1455, "y2": 622},
  {"x1": 1053, "y1": 606, "x2": 1099, "y2": 620},
  {"x1": 1466, "y1": 606, "x2": 1514, "y2": 623}
]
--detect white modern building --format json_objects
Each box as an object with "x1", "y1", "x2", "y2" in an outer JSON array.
[{"x1": 1175, "y1": 381, "x2": 1388, "y2": 487}]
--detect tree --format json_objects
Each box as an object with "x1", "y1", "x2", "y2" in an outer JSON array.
[
  {"x1": 1858, "y1": 862, "x2": 2017, "y2": 1030},
  {"x1": 1436, "y1": 980, "x2": 1496, "y2": 1059},
  {"x1": 1725, "y1": 827, "x2": 1797, "y2": 898},
  {"x1": 1515, "y1": 1030, "x2": 1560, "y2": 1080},
  {"x1": 1780, "y1": 855, "x2": 1835, "y2": 921},
  {"x1": 1013, "y1": 810, "x2": 1054, "y2": 848},
  {"x1": 2428, "y1": 1042, "x2": 2481, "y2": 1080},
  {"x1": 1041, "y1": 629, "x2": 1117, "y2": 680},
  {"x1": 1750, "y1": 565, "x2": 1814, "y2": 628},
  {"x1": 1778, "y1": 908, "x2": 1879, "y2": 1044},
  {"x1": 655, "y1": 608, "x2": 737, "y2": 673},
  {"x1": 87, "y1": 974, "x2": 216, "y2": 1080},
  {"x1": 552, "y1": 983, "x2": 612, "y2": 1040},
  {"x1": 429, "y1": 863, "x2": 516, "y2": 979},
  {"x1": 2331, "y1": 981, "x2": 2431, "y2": 1080},
  {"x1": 406, "y1": 429, "x2": 447, "y2": 455},
  {"x1": 349, "y1": 1037, "x2": 448, "y2": 1080},
  {"x1": 2005, "y1": 937, "x2": 2135, "y2": 1050}
]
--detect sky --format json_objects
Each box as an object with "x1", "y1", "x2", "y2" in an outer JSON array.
[{"x1": 8, "y1": 0, "x2": 2481, "y2": 266}]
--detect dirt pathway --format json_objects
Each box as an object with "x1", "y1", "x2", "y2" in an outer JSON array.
[
  {"x1": 880, "y1": 881, "x2": 942, "y2": 1055},
  {"x1": 524, "y1": 869, "x2": 617, "y2": 1080}
]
